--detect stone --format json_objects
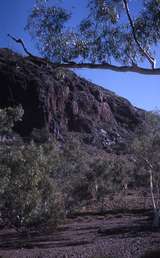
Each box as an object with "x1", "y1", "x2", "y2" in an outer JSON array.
[{"x1": 0, "y1": 48, "x2": 145, "y2": 151}]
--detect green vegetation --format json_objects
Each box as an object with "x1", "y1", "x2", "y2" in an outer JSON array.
[
  {"x1": 0, "y1": 106, "x2": 160, "y2": 230},
  {"x1": 0, "y1": 142, "x2": 64, "y2": 230},
  {"x1": 131, "y1": 111, "x2": 160, "y2": 227},
  {"x1": 0, "y1": 107, "x2": 64, "y2": 230},
  {"x1": 0, "y1": 105, "x2": 23, "y2": 133},
  {"x1": 26, "y1": 0, "x2": 160, "y2": 75}
]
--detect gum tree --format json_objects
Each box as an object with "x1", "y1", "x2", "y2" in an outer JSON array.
[
  {"x1": 132, "y1": 111, "x2": 160, "y2": 227},
  {"x1": 22, "y1": 0, "x2": 160, "y2": 75}
]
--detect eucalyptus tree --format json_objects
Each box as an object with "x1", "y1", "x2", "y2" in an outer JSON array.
[
  {"x1": 24, "y1": 0, "x2": 160, "y2": 75},
  {"x1": 132, "y1": 111, "x2": 160, "y2": 227}
]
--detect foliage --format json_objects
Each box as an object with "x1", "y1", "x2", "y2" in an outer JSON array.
[
  {"x1": 0, "y1": 142, "x2": 64, "y2": 229},
  {"x1": 53, "y1": 136, "x2": 135, "y2": 213},
  {"x1": 131, "y1": 110, "x2": 160, "y2": 187},
  {"x1": 2, "y1": 105, "x2": 160, "y2": 229},
  {"x1": 0, "y1": 105, "x2": 65, "y2": 230},
  {"x1": 26, "y1": 1, "x2": 71, "y2": 62},
  {"x1": 26, "y1": 0, "x2": 160, "y2": 69},
  {"x1": 31, "y1": 127, "x2": 50, "y2": 143},
  {"x1": 89, "y1": 156, "x2": 133, "y2": 209},
  {"x1": 0, "y1": 105, "x2": 24, "y2": 133},
  {"x1": 52, "y1": 137, "x2": 92, "y2": 213},
  {"x1": 131, "y1": 110, "x2": 160, "y2": 226}
]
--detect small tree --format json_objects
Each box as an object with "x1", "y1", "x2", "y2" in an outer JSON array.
[{"x1": 132, "y1": 111, "x2": 160, "y2": 227}]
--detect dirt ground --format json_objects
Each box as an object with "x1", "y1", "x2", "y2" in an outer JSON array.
[{"x1": 0, "y1": 190, "x2": 160, "y2": 258}]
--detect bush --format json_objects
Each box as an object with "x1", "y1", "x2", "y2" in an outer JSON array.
[
  {"x1": 51, "y1": 137, "x2": 92, "y2": 213},
  {"x1": 0, "y1": 105, "x2": 24, "y2": 133},
  {"x1": 89, "y1": 156, "x2": 134, "y2": 209},
  {"x1": 0, "y1": 142, "x2": 64, "y2": 230}
]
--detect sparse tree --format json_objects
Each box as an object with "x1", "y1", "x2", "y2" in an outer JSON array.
[{"x1": 132, "y1": 111, "x2": 160, "y2": 227}]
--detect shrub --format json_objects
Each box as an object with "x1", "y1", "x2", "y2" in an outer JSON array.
[
  {"x1": 0, "y1": 105, "x2": 24, "y2": 133},
  {"x1": 51, "y1": 137, "x2": 92, "y2": 213},
  {"x1": 89, "y1": 156, "x2": 134, "y2": 210},
  {"x1": 0, "y1": 142, "x2": 64, "y2": 230},
  {"x1": 30, "y1": 127, "x2": 50, "y2": 143}
]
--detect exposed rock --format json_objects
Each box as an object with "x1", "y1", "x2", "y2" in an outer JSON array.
[{"x1": 0, "y1": 48, "x2": 145, "y2": 151}]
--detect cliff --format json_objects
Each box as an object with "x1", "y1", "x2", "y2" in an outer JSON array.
[{"x1": 0, "y1": 48, "x2": 145, "y2": 151}]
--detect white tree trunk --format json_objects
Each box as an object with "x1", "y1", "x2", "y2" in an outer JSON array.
[
  {"x1": 149, "y1": 169, "x2": 157, "y2": 211},
  {"x1": 149, "y1": 169, "x2": 160, "y2": 227}
]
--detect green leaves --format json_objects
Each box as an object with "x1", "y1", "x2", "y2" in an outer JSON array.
[
  {"x1": 25, "y1": 0, "x2": 160, "y2": 68},
  {"x1": 0, "y1": 142, "x2": 64, "y2": 229},
  {"x1": 0, "y1": 106, "x2": 64, "y2": 230}
]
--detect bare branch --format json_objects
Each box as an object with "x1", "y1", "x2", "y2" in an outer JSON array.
[
  {"x1": 8, "y1": 34, "x2": 160, "y2": 75},
  {"x1": 123, "y1": 0, "x2": 156, "y2": 69},
  {"x1": 8, "y1": 34, "x2": 35, "y2": 58}
]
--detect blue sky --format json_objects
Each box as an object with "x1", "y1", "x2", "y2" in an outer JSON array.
[{"x1": 0, "y1": 0, "x2": 159, "y2": 111}]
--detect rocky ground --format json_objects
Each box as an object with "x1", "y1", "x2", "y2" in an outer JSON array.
[{"x1": 0, "y1": 191, "x2": 160, "y2": 258}]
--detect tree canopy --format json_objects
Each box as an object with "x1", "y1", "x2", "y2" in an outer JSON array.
[{"x1": 25, "y1": 0, "x2": 160, "y2": 75}]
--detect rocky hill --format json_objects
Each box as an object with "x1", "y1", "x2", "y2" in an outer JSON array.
[{"x1": 0, "y1": 48, "x2": 145, "y2": 151}]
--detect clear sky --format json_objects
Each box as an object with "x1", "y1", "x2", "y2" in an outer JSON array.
[{"x1": 0, "y1": 0, "x2": 159, "y2": 111}]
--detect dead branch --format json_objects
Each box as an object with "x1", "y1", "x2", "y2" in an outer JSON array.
[{"x1": 8, "y1": 34, "x2": 35, "y2": 58}]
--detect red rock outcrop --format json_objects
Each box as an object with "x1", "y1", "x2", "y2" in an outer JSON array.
[{"x1": 0, "y1": 48, "x2": 144, "y2": 150}]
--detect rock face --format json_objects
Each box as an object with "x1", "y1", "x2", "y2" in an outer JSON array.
[{"x1": 0, "y1": 48, "x2": 144, "y2": 150}]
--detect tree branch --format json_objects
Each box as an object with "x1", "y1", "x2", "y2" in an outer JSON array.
[
  {"x1": 52, "y1": 62, "x2": 160, "y2": 75},
  {"x1": 8, "y1": 34, "x2": 160, "y2": 75},
  {"x1": 8, "y1": 34, "x2": 35, "y2": 58},
  {"x1": 123, "y1": 0, "x2": 156, "y2": 69}
]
